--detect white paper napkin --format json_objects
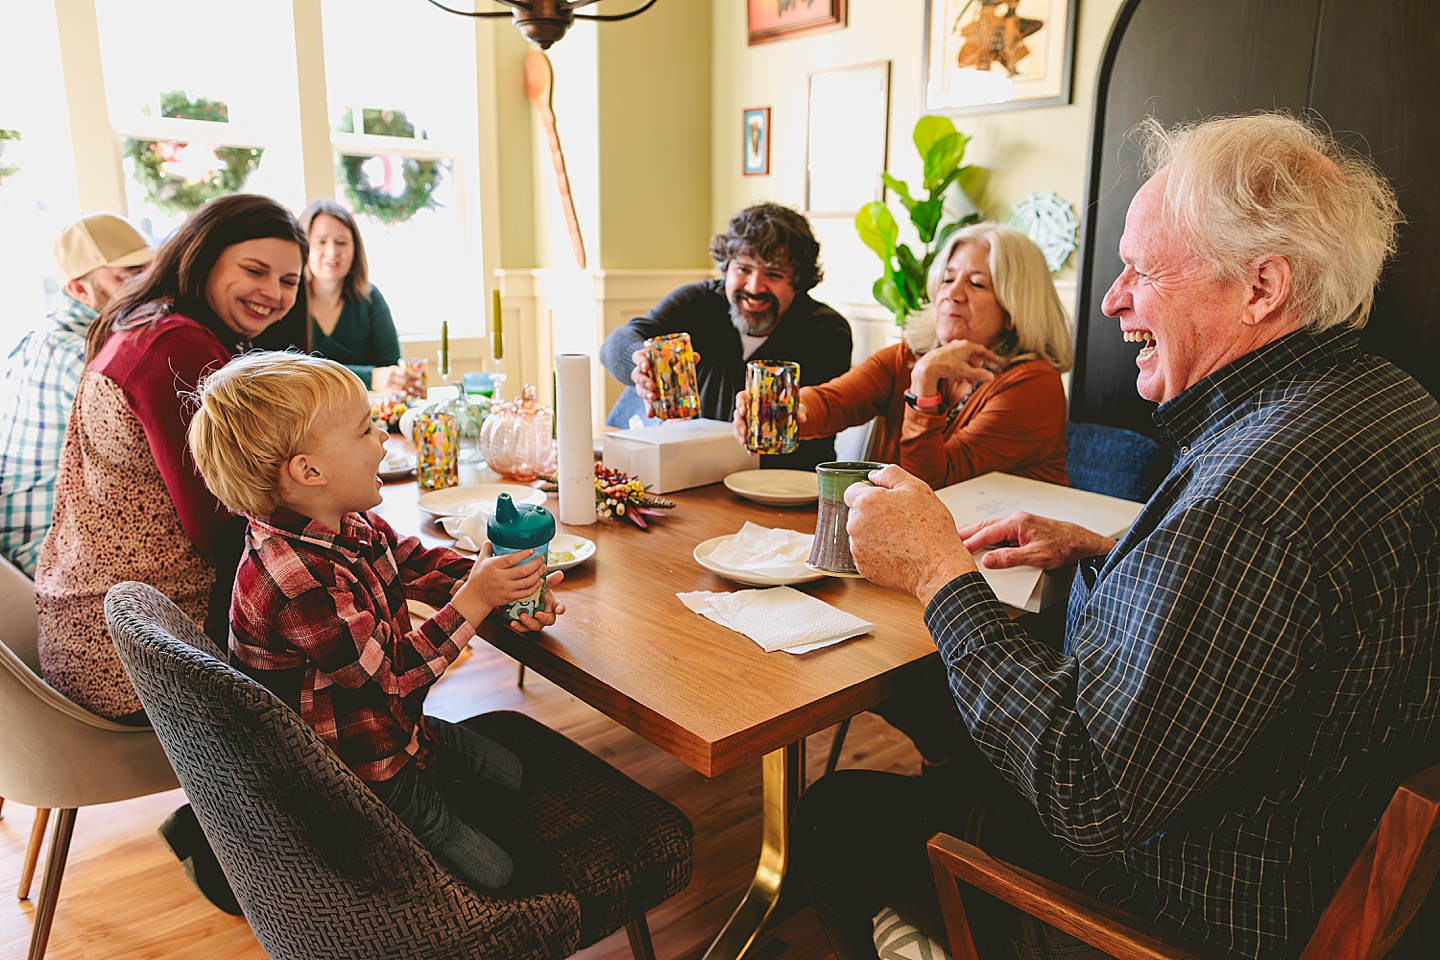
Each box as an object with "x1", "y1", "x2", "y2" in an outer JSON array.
[
  {"x1": 677, "y1": 586, "x2": 873, "y2": 654},
  {"x1": 442, "y1": 510, "x2": 487, "y2": 553},
  {"x1": 382, "y1": 447, "x2": 413, "y2": 472},
  {"x1": 707, "y1": 521, "x2": 814, "y2": 578}
]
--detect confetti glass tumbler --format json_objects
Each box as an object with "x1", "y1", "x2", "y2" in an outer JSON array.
[
  {"x1": 414, "y1": 410, "x2": 458, "y2": 491},
  {"x1": 642, "y1": 332, "x2": 700, "y2": 420},
  {"x1": 744, "y1": 359, "x2": 800, "y2": 455},
  {"x1": 398, "y1": 357, "x2": 428, "y2": 401}
]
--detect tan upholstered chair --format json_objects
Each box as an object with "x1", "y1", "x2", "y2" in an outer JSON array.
[
  {"x1": 0, "y1": 555, "x2": 179, "y2": 960},
  {"x1": 926, "y1": 763, "x2": 1440, "y2": 960}
]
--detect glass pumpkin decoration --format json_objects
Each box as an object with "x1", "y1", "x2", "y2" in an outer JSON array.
[{"x1": 479, "y1": 383, "x2": 557, "y2": 480}]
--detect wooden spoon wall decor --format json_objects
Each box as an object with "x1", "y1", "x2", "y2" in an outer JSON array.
[{"x1": 524, "y1": 48, "x2": 587, "y2": 270}]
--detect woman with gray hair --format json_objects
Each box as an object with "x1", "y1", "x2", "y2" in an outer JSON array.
[{"x1": 777, "y1": 223, "x2": 1073, "y2": 488}]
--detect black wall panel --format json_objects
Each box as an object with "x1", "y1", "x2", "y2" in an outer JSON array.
[{"x1": 1071, "y1": 0, "x2": 1438, "y2": 435}]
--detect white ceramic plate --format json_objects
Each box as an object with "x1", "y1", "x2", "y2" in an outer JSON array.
[
  {"x1": 378, "y1": 452, "x2": 416, "y2": 481},
  {"x1": 439, "y1": 525, "x2": 596, "y2": 570},
  {"x1": 723, "y1": 469, "x2": 818, "y2": 506},
  {"x1": 544, "y1": 534, "x2": 596, "y2": 572},
  {"x1": 693, "y1": 535, "x2": 824, "y2": 587},
  {"x1": 417, "y1": 483, "x2": 547, "y2": 519}
]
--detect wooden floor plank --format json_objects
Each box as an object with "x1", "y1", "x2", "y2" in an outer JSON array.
[{"x1": 0, "y1": 638, "x2": 921, "y2": 960}]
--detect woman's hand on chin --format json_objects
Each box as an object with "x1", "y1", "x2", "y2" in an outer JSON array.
[{"x1": 910, "y1": 339, "x2": 1000, "y2": 397}]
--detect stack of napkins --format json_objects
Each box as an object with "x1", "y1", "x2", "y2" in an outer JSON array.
[
  {"x1": 678, "y1": 586, "x2": 873, "y2": 654},
  {"x1": 709, "y1": 522, "x2": 814, "y2": 578}
]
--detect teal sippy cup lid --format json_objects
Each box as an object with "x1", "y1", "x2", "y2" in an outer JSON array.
[{"x1": 486, "y1": 493, "x2": 555, "y2": 550}]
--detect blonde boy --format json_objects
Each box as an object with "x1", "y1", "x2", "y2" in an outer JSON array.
[{"x1": 189, "y1": 350, "x2": 562, "y2": 890}]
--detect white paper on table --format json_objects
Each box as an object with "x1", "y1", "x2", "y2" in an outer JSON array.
[
  {"x1": 677, "y1": 587, "x2": 872, "y2": 654},
  {"x1": 933, "y1": 472, "x2": 1145, "y2": 613},
  {"x1": 555, "y1": 352, "x2": 596, "y2": 525}
]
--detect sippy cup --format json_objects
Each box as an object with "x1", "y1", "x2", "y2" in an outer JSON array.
[{"x1": 486, "y1": 493, "x2": 555, "y2": 622}]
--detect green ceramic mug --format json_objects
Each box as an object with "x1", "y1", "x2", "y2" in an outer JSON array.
[{"x1": 806, "y1": 461, "x2": 886, "y2": 576}]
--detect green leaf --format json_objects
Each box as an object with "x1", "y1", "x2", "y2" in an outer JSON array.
[
  {"x1": 881, "y1": 173, "x2": 915, "y2": 210},
  {"x1": 854, "y1": 202, "x2": 898, "y2": 261},
  {"x1": 922, "y1": 219, "x2": 969, "y2": 274},
  {"x1": 895, "y1": 243, "x2": 923, "y2": 288},
  {"x1": 873, "y1": 275, "x2": 907, "y2": 321},
  {"x1": 913, "y1": 116, "x2": 957, "y2": 159},
  {"x1": 922, "y1": 131, "x2": 971, "y2": 192},
  {"x1": 910, "y1": 197, "x2": 944, "y2": 244}
]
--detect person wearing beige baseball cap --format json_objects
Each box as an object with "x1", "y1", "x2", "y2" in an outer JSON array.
[
  {"x1": 53, "y1": 212, "x2": 154, "y2": 311},
  {"x1": 0, "y1": 212, "x2": 153, "y2": 575}
]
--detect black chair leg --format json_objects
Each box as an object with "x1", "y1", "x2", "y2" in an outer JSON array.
[
  {"x1": 28, "y1": 807, "x2": 77, "y2": 960},
  {"x1": 824, "y1": 717, "x2": 851, "y2": 776},
  {"x1": 626, "y1": 915, "x2": 657, "y2": 960}
]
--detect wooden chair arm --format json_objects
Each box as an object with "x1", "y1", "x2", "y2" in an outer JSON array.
[{"x1": 926, "y1": 833, "x2": 1208, "y2": 960}]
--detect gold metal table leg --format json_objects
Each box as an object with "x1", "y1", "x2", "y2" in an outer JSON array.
[{"x1": 701, "y1": 741, "x2": 805, "y2": 960}]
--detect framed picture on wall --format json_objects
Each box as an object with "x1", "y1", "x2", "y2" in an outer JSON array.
[
  {"x1": 923, "y1": 0, "x2": 1077, "y2": 115},
  {"x1": 747, "y1": 0, "x2": 846, "y2": 46},
  {"x1": 742, "y1": 107, "x2": 770, "y2": 175},
  {"x1": 804, "y1": 60, "x2": 890, "y2": 216}
]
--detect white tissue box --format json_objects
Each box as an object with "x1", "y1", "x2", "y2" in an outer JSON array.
[{"x1": 602, "y1": 419, "x2": 758, "y2": 493}]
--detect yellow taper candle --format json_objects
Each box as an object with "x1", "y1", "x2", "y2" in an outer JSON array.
[
  {"x1": 439, "y1": 319, "x2": 450, "y2": 377},
  {"x1": 491, "y1": 288, "x2": 504, "y2": 360}
]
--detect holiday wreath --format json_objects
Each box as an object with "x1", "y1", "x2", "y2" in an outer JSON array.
[
  {"x1": 336, "y1": 108, "x2": 444, "y2": 225},
  {"x1": 124, "y1": 91, "x2": 263, "y2": 215},
  {"x1": 0, "y1": 129, "x2": 19, "y2": 185}
]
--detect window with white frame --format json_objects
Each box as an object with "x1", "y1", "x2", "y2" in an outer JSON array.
[
  {"x1": 0, "y1": 3, "x2": 81, "y2": 354},
  {"x1": 321, "y1": 0, "x2": 478, "y2": 341},
  {"x1": 95, "y1": 0, "x2": 293, "y2": 242}
]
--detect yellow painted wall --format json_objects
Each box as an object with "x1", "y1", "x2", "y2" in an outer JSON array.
[
  {"x1": 596, "y1": 0, "x2": 713, "y2": 269},
  {"x1": 508, "y1": 0, "x2": 713, "y2": 273},
  {"x1": 710, "y1": 0, "x2": 1127, "y2": 308}
]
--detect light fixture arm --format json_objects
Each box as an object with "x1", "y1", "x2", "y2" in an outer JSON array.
[{"x1": 422, "y1": 0, "x2": 659, "y2": 47}]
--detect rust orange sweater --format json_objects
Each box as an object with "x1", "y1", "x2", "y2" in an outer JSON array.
[{"x1": 799, "y1": 342, "x2": 1068, "y2": 489}]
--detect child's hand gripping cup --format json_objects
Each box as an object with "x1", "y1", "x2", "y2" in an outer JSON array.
[
  {"x1": 744, "y1": 359, "x2": 800, "y2": 455},
  {"x1": 486, "y1": 493, "x2": 556, "y2": 622},
  {"x1": 642, "y1": 332, "x2": 700, "y2": 420}
]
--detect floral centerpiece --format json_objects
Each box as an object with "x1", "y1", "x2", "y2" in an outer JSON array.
[{"x1": 538, "y1": 463, "x2": 676, "y2": 529}]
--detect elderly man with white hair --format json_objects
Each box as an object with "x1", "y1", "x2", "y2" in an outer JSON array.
[{"x1": 791, "y1": 112, "x2": 1440, "y2": 960}]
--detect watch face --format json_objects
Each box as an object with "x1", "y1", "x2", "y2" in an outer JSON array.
[{"x1": 1003, "y1": 192, "x2": 1079, "y2": 273}]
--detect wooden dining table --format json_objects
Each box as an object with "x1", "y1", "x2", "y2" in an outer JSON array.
[{"x1": 375, "y1": 453, "x2": 942, "y2": 960}]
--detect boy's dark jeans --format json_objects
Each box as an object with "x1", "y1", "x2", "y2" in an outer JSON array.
[{"x1": 368, "y1": 715, "x2": 523, "y2": 891}]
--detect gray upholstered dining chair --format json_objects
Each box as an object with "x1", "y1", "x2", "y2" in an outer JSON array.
[
  {"x1": 105, "y1": 579, "x2": 693, "y2": 960},
  {"x1": 0, "y1": 555, "x2": 180, "y2": 960}
]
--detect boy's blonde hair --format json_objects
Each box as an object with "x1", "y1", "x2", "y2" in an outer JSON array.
[{"x1": 189, "y1": 350, "x2": 368, "y2": 517}]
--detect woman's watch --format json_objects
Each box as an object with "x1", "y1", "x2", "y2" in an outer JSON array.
[{"x1": 904, "y1": 391, "x2": 945, "y2": 412}]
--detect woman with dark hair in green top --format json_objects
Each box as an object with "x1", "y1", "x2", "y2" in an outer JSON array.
[{"x1": 299, "y1": 198, "x2": 418, "y2": 396}]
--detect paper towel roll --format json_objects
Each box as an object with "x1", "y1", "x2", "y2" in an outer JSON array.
[{"x1": 555, "y1": 353, "x2": 596, "y2": 525}]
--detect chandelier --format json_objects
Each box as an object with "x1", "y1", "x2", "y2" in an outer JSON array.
[{"x1": 424, "y1": 0, "x2": 660, "y2": 49}]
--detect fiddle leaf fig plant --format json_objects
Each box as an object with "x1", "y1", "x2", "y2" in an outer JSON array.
[{"x1": 856, "y1": 116, "x2": 981, "y2": 326}]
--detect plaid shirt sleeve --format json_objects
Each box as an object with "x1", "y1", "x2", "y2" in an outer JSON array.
[
  {"x1": 0, "y1": 328, "x2": 85, "y2": 574},
  {"x1": 926, "y1": 494, "x2": 1317, "y2": 854},
  {"x1": 365, "y1": 510, "x2": 474, "y2": 608},
  {"x1": 233, "y1": 532, "x2": 475, "y2": 699}
]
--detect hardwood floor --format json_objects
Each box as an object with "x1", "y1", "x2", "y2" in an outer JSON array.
[{"x1": 1, "y1": 639, "x2": 923, "y2": 960}]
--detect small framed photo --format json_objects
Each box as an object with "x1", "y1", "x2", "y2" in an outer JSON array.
[
  {"x1": 742, "y1": 107, "x2": 770, "y2": 176},
  {"x1": 747, "y1": 0, "x2": 846, "y2": 46},
  {"x1": 923, "y1": 0, "x2": 1077, "y2": 115}
]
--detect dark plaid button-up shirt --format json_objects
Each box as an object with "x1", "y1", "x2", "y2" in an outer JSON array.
[{"x1": 926, "y1": 326, "x2": 1440, "y2": 958}]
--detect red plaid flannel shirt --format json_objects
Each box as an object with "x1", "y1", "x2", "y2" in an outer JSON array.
[{"x1": 230, "y1": 507, "x2": 476, "y2": 781}]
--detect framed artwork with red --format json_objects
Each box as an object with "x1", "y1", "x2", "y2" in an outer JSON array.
[{"x1": 747, "y1": 0, "x2": 846, "y2": 46}]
